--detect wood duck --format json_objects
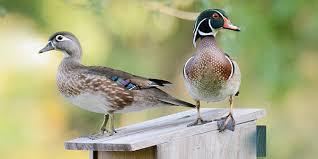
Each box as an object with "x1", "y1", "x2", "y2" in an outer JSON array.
[
  {"x1": 183, "y1": 9, "x2": 241, "y2": 131},
  {"x1": 39, "y1": 32, "x2": 195, "y2": 137}
]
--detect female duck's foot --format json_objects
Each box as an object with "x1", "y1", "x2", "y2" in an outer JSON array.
[
  {"x1": 215, "y1": 113, "x2": 235, "y2": 132},
  {"x1": 87, "y1": 129, "x2": 117, "y2": 140},
  {"x1": 87, "y1": 132, "x2": 108, "y2": 140},
  {"x1": 108, "y1": 129, "x2": 117, "y2": 136},
  {"x1": 187, "y1": 117, "x2": 211, "y2": 127}
]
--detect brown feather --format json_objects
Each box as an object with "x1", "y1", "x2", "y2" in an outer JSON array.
[{"x1": 86, "y1": 66, "x2": 171, "y2": 88}]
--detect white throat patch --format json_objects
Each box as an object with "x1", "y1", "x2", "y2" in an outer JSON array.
[{"x1": 193, "y1": 18, "x2": 218, "y2": 47}]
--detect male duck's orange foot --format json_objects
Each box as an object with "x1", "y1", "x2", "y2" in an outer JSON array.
[
  {"x1": 215, "y1": 113, "x2": 236, "y2": 132},
  {"x1": 187, "y1": 117, "x2": 212, "y2": 127}
]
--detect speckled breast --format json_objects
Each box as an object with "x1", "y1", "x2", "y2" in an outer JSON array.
[
  {"x1": 56, "y1": 71, "x2": 83, "y2": 97},
  {"x1": 184, "y1": 52, "x2": 232, "y2": 101}
]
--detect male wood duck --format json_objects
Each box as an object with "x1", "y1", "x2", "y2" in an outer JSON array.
[
  {"x1": 39, "y1": 32, "x2": 195, "y2": 138},
  {"x1": 183, "y1": 9, "x2": 241, "y2": 131}
]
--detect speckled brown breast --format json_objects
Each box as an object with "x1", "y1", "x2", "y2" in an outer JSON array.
[
  {"x1": 186, "y1": 50, "x2": 232, "y2": 81},
  {"x1": 184, "y1": 36, "x2": 233, "y2": 97}
]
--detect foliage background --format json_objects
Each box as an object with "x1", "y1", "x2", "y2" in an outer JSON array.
[{"x1": 0, "y1": 0, "x2": 318, "y2": 158}]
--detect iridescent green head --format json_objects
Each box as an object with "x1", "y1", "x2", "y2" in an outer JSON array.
[{"x1": 193, "y1": 9, "x2": 240, "y2": 47}]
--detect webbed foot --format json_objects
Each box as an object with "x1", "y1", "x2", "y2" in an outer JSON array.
[
  {"x1": 87, "y1": 129, "x2": 117, "y2": 140},
  {"x1": 215, "y1": 113, "x2": 235, "y2": 132},
  {"x1": 187, "y1": 118, "x2": 212, "y2": 127}
]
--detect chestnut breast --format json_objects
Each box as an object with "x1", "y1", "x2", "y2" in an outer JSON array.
[{"x1": 184, "y1": 38, "x2": 233, "y2": 96}]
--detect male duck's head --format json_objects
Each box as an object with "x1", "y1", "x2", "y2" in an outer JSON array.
[
  {"x1": 193, "y1": 9, "x2": 240, "y2": 47},
  {"x1": 39, "y1": 32, "x2": 82, "y2": 61}
]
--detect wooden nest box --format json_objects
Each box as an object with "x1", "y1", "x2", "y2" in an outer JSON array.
[{"x1": 65, "y1": 108, "x2": 266, "y2": 159}]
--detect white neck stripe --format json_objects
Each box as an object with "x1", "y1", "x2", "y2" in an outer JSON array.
[
  {"x1": 198, "y1": 30, "x2": 214, "y2": 36},
  {"x1": 193, "y1": 18, "x2": 198, "y2": 33},
  {"x1": 208, "y1": 19, "x2": 213, "y2": 31},
  {"x1": 214, "y1": 10, "x2": 226, "y2": 19},
  {"x1": 192, "y1": 10, "x2": 227, "y2": 47},
  {"x1": 193, "y1": 18, "x2": 208, "y2": 47}
]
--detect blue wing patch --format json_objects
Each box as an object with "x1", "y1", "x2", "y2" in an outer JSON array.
[{"x1": 111, "y1": 76, "x2": 137, "y2": 90}]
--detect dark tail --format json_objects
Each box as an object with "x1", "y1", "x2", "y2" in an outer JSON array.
[
  {"x1": 148, "y1": 78, "x2": 172, "y2": 86},
  {"x1": 159, "y1": 98, "x2": 196, "y2": 108},
  {"x1": 135, "y1": 87, "x2": 196, "y2": 108}
]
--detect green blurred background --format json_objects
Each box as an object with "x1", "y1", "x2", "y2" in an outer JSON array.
[{"x1": 0, "y1": 0, "x2": 318, "y2": 158}]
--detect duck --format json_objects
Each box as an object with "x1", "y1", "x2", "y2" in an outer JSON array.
[
  {"x1": 39, "y1": 32, "x2": 195, "y2": 137},
  {"x1": 183, "y1": 9, "x2": 241, "y2": 131}
]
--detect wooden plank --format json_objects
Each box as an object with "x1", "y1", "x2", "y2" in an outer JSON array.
[
  {"x1": 156, "y1": 121, "x2": 256, "y2": 159},
  {"x1": 89, "y1": 151, "x2": 97, "y2": 159},
  {"x1": 97, "y1": 147, "x2": 155, "y2": 159},
  {"x1": 256, "y1": 125, "x2": 266, "y2": 157},
  {"x1": 65, "y1": 108, "x2": 266, "y2": 151}
]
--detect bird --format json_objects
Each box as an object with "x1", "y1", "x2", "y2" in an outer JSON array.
[
  {"x1": 39, "y1": 31, "x2": 196, "y2": 138},
  {"x1": 183, "y1": 9, "x2": 241, "y2": 131}
]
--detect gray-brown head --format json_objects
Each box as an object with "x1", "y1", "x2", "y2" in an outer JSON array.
[{"x1": 39, "y1": 32, "x2": 82, "y2": 61}]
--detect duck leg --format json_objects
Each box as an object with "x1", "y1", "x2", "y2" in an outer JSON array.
[
  {"x1": 216, "y1": 95, "x2": 236, "y2": 132},
  {"x1": 88, "y1": 111, "x2": 119, "y2": 139},
  {"x1": 187, "y1": 100, "x2": 211, "y2": 127},
  {"x1": 88, "y1": 114, "x2": 110, "y2": 140},
  {"x1": 109, "y1": 112, "x2": 117, "y2": 135},
  {"x1": 100, "y1": 114, "x2": 109, "y2": 134}
]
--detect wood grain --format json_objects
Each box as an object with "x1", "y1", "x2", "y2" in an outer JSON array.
[
  {"x1": 156, "y1": 121, "x2": 256, "y2": 159},
  {"x1": 95, "y1": 147, "x2": 155, "y2": 159},
  {"x1": 65, "y1": 108, "x2": 266, "y2": 151}
]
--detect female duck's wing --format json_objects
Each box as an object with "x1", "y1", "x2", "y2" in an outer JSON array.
[
  {"x1": 84, "y1": 66, "x2": 172, "y2": 90},
  {"x1": 78, "y1": 66, "x2": 195, "y2": 108}
]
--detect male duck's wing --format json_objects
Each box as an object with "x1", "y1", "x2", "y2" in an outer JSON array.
[{"x1": 84, "y1": 66, "x2": 172, "y2": 90}]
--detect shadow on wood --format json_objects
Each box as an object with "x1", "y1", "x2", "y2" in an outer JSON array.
[{"x1": 65, "y1": 108, "x2": 266, "y2": 159}]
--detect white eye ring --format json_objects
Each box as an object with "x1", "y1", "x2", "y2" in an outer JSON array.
[{"x1": 55, "y1": 35, "x2": 69, "y2": 42}]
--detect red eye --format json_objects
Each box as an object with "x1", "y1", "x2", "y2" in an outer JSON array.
[{"x1": 212, "y1": 13, "x2": 220, "y2": 19}]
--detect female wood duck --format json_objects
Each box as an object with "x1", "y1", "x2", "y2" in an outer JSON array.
[
  {"x1": 39, "y1": 32, "x2": 195, "y2": 138},
  {"x1": 183, "y1": 9, "x2": 241, "y2": 131}
]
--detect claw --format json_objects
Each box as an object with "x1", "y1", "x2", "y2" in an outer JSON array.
[
  {"x1": 90, "y1": 113, "x2": 118, "y2": 139},
  {"x1": 187, "y1": 118, "x2": 211, "y2": 127},
  {"x1": 87, "y1": 132, "x2": 108, "y2": 140},
  {"x1": 87, "y1": 129, "x2": 117, "y2": 140},
  {"x1": 215, "y1": 113, "x2": 235, "y2": 132},
  {"x1": 108, "y1": 129, "x2": 118, "y2": 136}
]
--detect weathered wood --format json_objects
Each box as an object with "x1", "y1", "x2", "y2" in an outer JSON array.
[
  {"x1": 156, "y1": 121, "x2": 256, "y2": 159},
  {"x1": 89, "y1": 122, "x2": 259, "y2": 159},
  {"x1": 65, "y1": 108, "x2": 266, "y2": 151},
  {"x1": 256, "y1": 125, "x2": 266, "y2": 157},
  {"x1": 89, "y1": 151, "x2": 97, "y2": 159},
  {"x1": 93, "y1": 147, "x2": 155, "y2": 159}
]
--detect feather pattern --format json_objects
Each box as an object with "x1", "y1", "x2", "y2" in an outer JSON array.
[
  {"x1": 56, "y1": 58, "x2": 195, "y2": 114},
  {"x1": 183, "y1": 36, "x2": 240, "y2": 102},
  {"x1": 85, "y1": 66, "x2": 171, "y2": 89},
  {"x1": 39, "y1": 31, "x2": 197, "y2": 115}
]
